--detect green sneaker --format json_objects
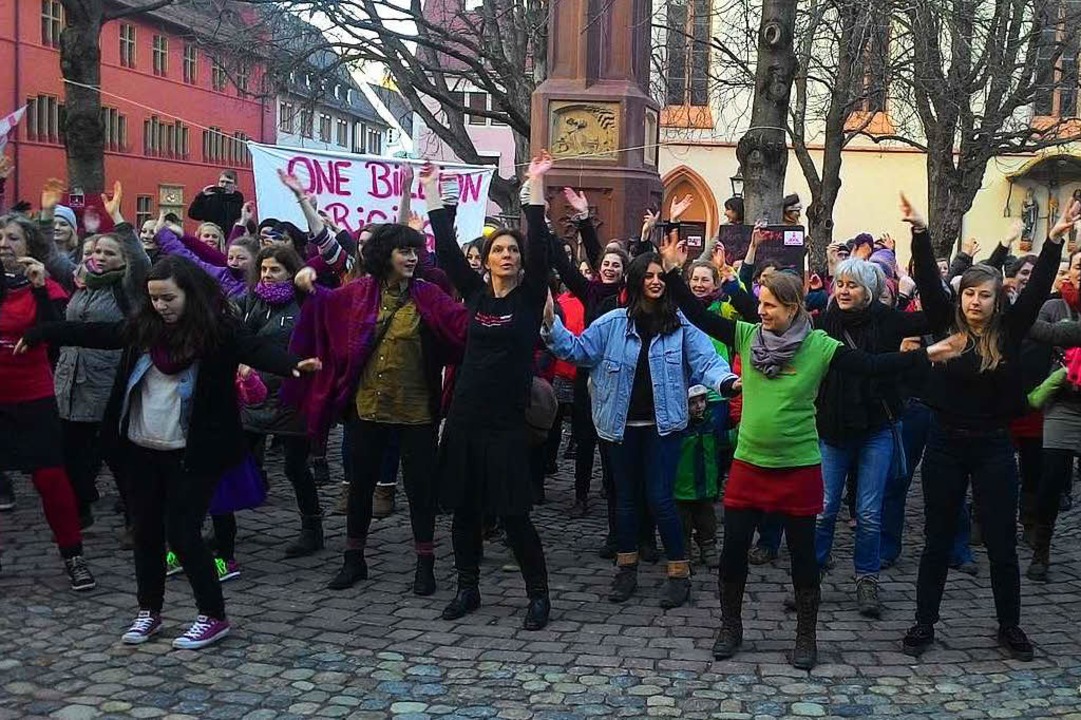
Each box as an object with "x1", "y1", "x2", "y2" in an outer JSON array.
[
  {"x1": 216, "y1": 558, "x2": 241, "y2": 583},
  {"x1": 165, "y1": 551, "x2": 183, "y2": 577}
]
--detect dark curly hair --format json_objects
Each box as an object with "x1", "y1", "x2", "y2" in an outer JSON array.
[
  {"x1": 362, "y1": 223, "x2": 425, "y2": 281},
  {"x1": 251, "y1": 245, "x2": 304, "y2": 286},
  {"x1": 126, "y1": 255, "x2": 230, "y2": 363}
]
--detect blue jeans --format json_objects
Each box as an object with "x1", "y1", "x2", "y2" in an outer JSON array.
[
  {"x1": 817, "y1": 426, "x2": 894, "y2": 578},
  {"x1": 606, "y1": 425, "x2": 685, "y2": 561},
  {"x1": 880, "y1": 401, "x2": 972, "y2": 567}
]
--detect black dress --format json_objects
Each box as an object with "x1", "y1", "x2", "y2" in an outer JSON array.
[{"x1": 433, "y1": 204, "x2": 550, "y2": 515}]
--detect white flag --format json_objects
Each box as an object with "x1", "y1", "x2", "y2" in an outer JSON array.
[{"x1": 0, "y1": 106, "x2": 26, "y2": 153}]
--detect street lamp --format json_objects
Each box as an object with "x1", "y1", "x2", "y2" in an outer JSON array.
[{"x1": 730, "y1": 169, "x2": 744, "y2": 198}]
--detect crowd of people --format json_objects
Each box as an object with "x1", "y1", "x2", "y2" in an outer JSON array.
[{"x1": 0, "y1": 152, "x2": 1077, "y2": 668}]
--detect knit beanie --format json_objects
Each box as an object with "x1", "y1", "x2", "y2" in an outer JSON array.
[{"x1": 54, "y1": 205, "x2": 77, "y2": 230}]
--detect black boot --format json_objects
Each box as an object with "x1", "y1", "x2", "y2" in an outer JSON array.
[
  {"x1": 659, "y1": 561, "x2": 692, "y2": 609},
  {"x1": 790, "y1": 586, "x2": 820, "y2": 670},
  {"x1": 608, "y1": 558, "x2": 638, "y2": 603},
  {"x1": 713, "y1": 579, "x2": 745, "y2": 659},
  {"x1": 1026, "y1": 523, "x2": 1053, "y2": 582},
  {"x1": 1019, "y1": 491, "x2": 1037, "y2": 546},
  {"x1": 285, "y1": 515, "x2": 325, "y2": 558},
  {"x1": 442, "y1": 571, "x2": 481, "y2": 620},
  {"x1": 597, "y1": 534, "x2": 617, "y2": 560},
  {"x1": 413, "y1": 554, "x2": 436, "y2": 596},
  {"x1": 327, "y1": 549, "x2": 367, "y2": 590},
  {"x1": 523, "y1": 592, "x2": 551, "y2": 631}
]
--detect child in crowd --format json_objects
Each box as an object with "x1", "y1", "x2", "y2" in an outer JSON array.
[{"x1": 674, "y1": 385, "x2": 729, "y2": 568}]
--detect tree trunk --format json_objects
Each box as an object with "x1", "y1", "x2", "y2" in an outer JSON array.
[
  {"x1": 925, "y1": 147, "x2": 985, "y2": 259},
  {"x1": 737, "y1": 0, "x2": 798, "y2": 225},
  {"x1": 59, "y1": 1, "x2": 105, "y2": 194}
]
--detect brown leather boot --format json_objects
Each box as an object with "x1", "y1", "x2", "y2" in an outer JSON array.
[{"x1": 372, "y1": 484, "x2": 397, "y2": 518}]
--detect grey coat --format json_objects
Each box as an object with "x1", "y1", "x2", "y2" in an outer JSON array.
[{"x1": 48, "y1": 222, "x2": 151, "y2": 422}]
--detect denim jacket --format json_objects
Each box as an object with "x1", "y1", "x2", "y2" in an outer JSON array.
[
  {"x1": 119, "y1": 353, "x2": 199, "y2": 440},
  {"x1": 544, "y1": 308, "x2": 736, "y2": 442}
]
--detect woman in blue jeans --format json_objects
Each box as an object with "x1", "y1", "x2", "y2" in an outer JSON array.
[
  {"x1": 814, "y1": 257, "x2": 933, "y2": 617},
  {"x1": 543, "y1": 253, "x2": 738, "y2": 609}
]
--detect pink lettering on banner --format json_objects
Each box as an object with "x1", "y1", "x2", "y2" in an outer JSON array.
[
  {"x1": 367, "y1": 161, "x2": 394, "y2": 199},
  {"x1": 323, "y1": 202, "x2": 354, "y2": 234},
  {"x1": 287, "y1": 155, "x2": 354, "y2": 196}
]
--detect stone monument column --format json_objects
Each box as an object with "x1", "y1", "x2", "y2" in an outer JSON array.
[{"x1": 530, "y1": 0, "x2": 663, "y2": 244}]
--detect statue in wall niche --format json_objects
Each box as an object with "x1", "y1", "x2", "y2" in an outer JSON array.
[
  {"x1": 1020, "y1": 187, "x2": 1037, "y2": 252},
  {"x1": 1070, "y1": 189, "x2": 1081, "y2": 252},
  {"x1": 1049, "y1": 191, "x2": 1060, "y2": 230}
]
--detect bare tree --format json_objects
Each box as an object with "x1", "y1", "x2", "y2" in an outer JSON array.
[
  {"x1": 887, "y1": 0, "x2": 1081, "y2": 256},
  {"x1": 59, "y1": 0, "x2": 181, "y2": 193},
  {"x1": 260, "y1": 0, "x2": 546, "y2": 215}
]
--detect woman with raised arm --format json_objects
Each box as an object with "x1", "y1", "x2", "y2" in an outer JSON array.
[
  {"x1": 541, "y1": 251, "x2": 738, "y2": 609},
  {"x1": 0, "y1": 209, "x2": 94, "y2": 591},
  {"x1": 425, "y1": 154, "x2": 553, "y2": 631},
  {"x1": 903, "y1": 194, "x2": 1071, "y2": 661},
  {"x1": 285, "y1": 199, "x2": 468, "y2": 595},
  {"x1": 17, "y1": 256, "x2": 320, "y2": 651},
  {"x1": 656, "y1": 229, "x2": 957, "y2": 670},
  {"x1": 47, "y1": 183, "x2": 150, "y2": 535}
]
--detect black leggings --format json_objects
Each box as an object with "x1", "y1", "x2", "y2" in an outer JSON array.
[
  {"x1": 61, "y1": 419, "x2": 129, "y2": 520},
  {"x1": 345, "y1": 419, "x2": 437, "y2": 551},
  {"x1": 451, "y1": 505, "x2": 548, "y2": 596},
  {"x1": 721, "y1": 508, "x2": 818, "y2": 590},
  {"x1": 247, "y1": 433, "x2": 319, "y2": 517},
  {"x1": 128, "y1": 446, "x2": 223, "y2": 618}
]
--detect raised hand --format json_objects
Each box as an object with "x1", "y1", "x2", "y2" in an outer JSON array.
[
  {"x1": 294, "y1": 266, "x2": 317, "y2": 294},
  {"x1": 0, "y1": 155, "x2": 13, "y2": 180},
  {"x1": 239, "y1": 201, "x2": 256, "y2": 226},
  {"x1": 102, "y1": 181, "x2": 123, "y2": 221},
  {"x1": 41, "y1": 178, "x2": 65, "y2": 212},
  {"x1": 237, "y1": 363, "x2": 253, "y2": 380},
  {"x1": 899, "y1": 193, "x2": 927, "y2": 231},
  {"x1": 711, "y1": 242, "x2": 727, "y2": 272},
  {"x1": 154, "y1": 208, "x2": 168, "y2": 234},
  {"x1": 400, "y1": 162, "x2": 414, "y2": 187},
  {"x1": 658, "y1": 228, "x2": 688, "y2": 272},
  {"x1": 1050, "y1": 199, "x2": 1081, "y2": 240},
  {"x1": 749, "y1": 219, "x2": 767, "y2": 248},
  {"x1": 1003, "y1": 218, "x2": 1023, "y2": 246},
  {"x1": 641, "y1": 209, "x2": 659, "y2": 238},
  {"x1": 418, "y1": 161, "x2": 439, "y2": 188},
  {"x1": 962, "y1": 237, "x2": 980, "y2": 257},
  {"x1": 528, "y1": 150, "x2": 554, "y2": 178},
  {"x1": 407, "y1": 212, "x2": 425, "y2": 232},
  {"x1": 669, "y1": 193, "x2": 694, "y2": 222},
  {"x1": 563, "y1": 187, "x2": 589, "y2": 216},
  {"x1": 879, "y1": 232, "x2": 895, "y2": 251},
  {"x1": 277, "y1": 168, "x2": 305, "y2": 198}
]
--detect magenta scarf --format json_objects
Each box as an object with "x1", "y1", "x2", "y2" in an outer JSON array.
[{"x1": 149, "y1": 343, "x2": 193, "y2": 375}]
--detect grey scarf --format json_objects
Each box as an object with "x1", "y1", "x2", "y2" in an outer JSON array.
[{"x1": 750, "y1": 314, "x2": 812, "y2": 378}]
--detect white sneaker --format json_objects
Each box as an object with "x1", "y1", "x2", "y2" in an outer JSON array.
[{"x1": 121, "y1": 611, "x2": 163, "y2": 645}]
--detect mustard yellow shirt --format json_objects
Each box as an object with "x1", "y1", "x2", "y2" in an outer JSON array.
[{"x1": 355, "y1": 283, "x2": 431, "y2": 424}]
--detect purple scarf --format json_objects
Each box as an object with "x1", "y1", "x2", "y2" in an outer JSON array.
[
  {"x1": 254, "y1": 280, "x2": 295, "y2": 305},
  {"x1": 149, "y1": 343, "x2": 193, "y2": 375}
]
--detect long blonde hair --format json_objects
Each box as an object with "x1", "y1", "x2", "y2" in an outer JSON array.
[{"x1": 955, "y1": 264, "x2": 1006, "y2": 373}]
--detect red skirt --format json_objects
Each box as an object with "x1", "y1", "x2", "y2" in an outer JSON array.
[
  {"x1": 724, "y1": 459, "x2": 823, "y2": 517},
  {"x1": 1009, "y1": 410, "x2": 1043, "y2": 441}
]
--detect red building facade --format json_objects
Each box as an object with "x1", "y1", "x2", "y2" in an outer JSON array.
[{"x1": 0, "y1": 1, "x2": 276, "y2": 229}]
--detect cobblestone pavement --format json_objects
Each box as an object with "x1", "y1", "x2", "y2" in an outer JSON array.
[{"x1": 1, "y1": 430, "x2": 1080, "y2": 720}]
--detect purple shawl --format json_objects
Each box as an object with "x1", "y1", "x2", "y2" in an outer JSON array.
[{"x1": 282, "y1": 276, "x2": 469, "y2": 438}]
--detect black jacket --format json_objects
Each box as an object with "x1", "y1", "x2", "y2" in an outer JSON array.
[
  {"x1": 26, "y1": 317, "x2": 299, "y2": 476},
  {"x1": 815, "y1": 300, "x2": 931, "y2": 444},
  {"x1": 188, "y1": 189, "x2": 245, "y2": 233}
]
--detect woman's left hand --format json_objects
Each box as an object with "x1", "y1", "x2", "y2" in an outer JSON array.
[
  {"x1": 658, "y1": 230, "x2": 687, "y2": 272},
  {"x1": 292, "y1": 358, "x2": 323, "y2": 377},
  {"x1": 528, "y1": 150, "x2": 554, "y2": 178}
]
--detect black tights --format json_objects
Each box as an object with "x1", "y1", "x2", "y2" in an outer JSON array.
[
  {"x1": 721, "y1": 508, "x2": 818, "y2": 590},
  {"x1": 452, "y1": 506, "x2": 548, "y2": 597}
]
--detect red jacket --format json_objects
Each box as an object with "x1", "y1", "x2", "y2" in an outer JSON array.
[{"x1": 552, "y1": 291, "x2": 585, "y2": 382}]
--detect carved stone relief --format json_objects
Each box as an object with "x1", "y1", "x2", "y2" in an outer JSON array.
[{"x1": 549, "y1": 101, "x2": 620, "y2": 161}]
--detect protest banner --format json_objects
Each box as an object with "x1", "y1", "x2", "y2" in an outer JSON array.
[
  {"x1": 753, "y1": 225, "x2": 807, "y2": 277},
  {"x1": 248, "y1": 143, "x2": 495, "y2": 247},
  {"x1": 718, "y1": 224, "x2": 752, "y2": 262},
  {"x1": 0, "y1": 106, "x2": 26, "y2": 153}
]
